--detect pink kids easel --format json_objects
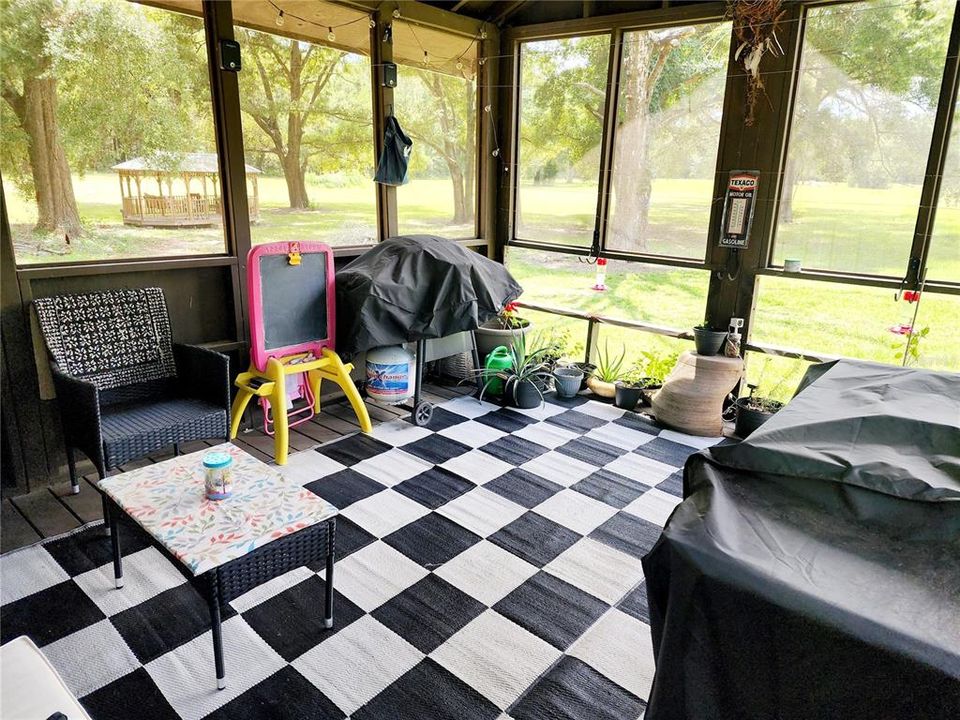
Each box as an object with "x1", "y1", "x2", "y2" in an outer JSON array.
[{"x1": 229, "y1": 241, "x2": 372, "y2": 464}]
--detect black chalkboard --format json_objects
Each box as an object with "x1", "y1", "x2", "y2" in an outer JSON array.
[{"x1": 260, "y1": 252, "x2": 328, "y2": 351}]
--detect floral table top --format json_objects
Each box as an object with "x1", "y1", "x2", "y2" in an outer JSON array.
[{"x1": 100, "y1": 443, "x2": 337, "y2": 576}]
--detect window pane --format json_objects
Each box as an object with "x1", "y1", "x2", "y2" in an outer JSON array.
[
  {"x1": 2, "y1": 0, "x2": 226, "y2": 264},
  {"x1": 396, "y1": 62, "x2": 477, "y2": 238},
  {"x1": 752, "y1": 276, "x2": 960, "y2": 371},
  {"x1": 505, "y1": 247, "x2": 709, "y2": 331},
  {"x1": 235, "y1": 27, "x2": 377, "y2": 247},
  {"x1": 596, "y1": 325, "x2": 690, "y2": 384},
  {"x1": 516, "y1": 35, "x2": 610, "y2": 246},
  {"x1": 928, "y1": 103, "x2": 960, "y2": 282},
  {"x1": 773, "y1": 0, "x2": 955, "y2": 276},
  {"x1": 743, "y1": 352, "x2": 811, "y2": 405},
  {"x1": 607, "y1": 21, "x2": 731, "y2": 258}
]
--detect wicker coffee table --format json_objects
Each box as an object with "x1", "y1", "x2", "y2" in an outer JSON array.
[{"x1": 99, "y1": 443, "x2": 337, "y2": 690}]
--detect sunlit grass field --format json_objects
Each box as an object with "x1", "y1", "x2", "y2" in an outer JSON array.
[{"x1": 7, "y1": 173, "x2": 958, "y2": 395}]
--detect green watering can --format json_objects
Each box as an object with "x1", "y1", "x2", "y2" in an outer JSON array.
[{"x1": 483, "y1": 346, "x2": 513, "y2": 396}]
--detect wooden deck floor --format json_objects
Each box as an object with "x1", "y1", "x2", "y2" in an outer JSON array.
[{"x1": 1, "y1": 382, "x2": 472, "y2": 555}]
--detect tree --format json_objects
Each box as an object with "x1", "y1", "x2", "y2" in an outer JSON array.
[
  {"x1": 608, "y1": 28, "x2": 696, "y2": 250},
  {"x1": 778, "y1": 0, "x2": 953, "y2": 223},
  {"x1": 238, "y1": 31, "x2": 349, "y2": 209},
  {"x1": 1, "y1": 0, "x2": 80, "y2": 235},
  {"x1": 400, "y1": 67, "x2": 477, "y2": 224},
  {"x1": 1, "y1": 0, "x2": 213, "y2": 237},
  {"x1": 517, "y1": 28, "x2": 727, "y2": 251}
]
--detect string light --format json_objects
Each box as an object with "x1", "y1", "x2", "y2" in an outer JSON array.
[
  {"x1": 392, "y1": 8, "x2": 401, "y2": 18},
  {"x1": 423, "y1": 50, "x2": 430, "y2": 67},
  {"x1": 266, "y1": 1, "x2": 371, "y2": 37},
  {"x1": 456, "y1": 60, "x2": 463, "y2": 70}
]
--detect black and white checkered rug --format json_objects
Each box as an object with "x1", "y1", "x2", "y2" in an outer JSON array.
[{"x1": 1, "y1": 393, "x2": 720, "y2": 720}]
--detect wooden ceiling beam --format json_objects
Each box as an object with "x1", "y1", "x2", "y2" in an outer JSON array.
[{"x1": 493, "y1": 0, "x2": 527, "y2": 26}]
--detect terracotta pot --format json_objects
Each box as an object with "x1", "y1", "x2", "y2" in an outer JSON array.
[{"x1": 586, "y1": 376, "x2": 616, "y2": 399}]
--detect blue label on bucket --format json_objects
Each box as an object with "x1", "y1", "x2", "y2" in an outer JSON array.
[{"x1": 366, "y1": 362, "x2": 409, "y2": 396}]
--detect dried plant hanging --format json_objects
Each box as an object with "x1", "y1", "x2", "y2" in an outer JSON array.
[{"x1": 727, "y1": 0, "x2": 785, "y2": 126}]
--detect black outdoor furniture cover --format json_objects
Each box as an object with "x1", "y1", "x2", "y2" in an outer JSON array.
[
  {"x1": 335, "y1": 235, "x2": 523, "y2": 356},
  {"x1": 642, "y1": 360, "x2": 960, "y2": 720}
]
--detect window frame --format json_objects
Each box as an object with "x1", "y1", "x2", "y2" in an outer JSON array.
[
  {"x1": 764, "y1": 0, "x2": 960, "y2": 296},
  {"x1": 7, "y1": 1, "x2": 494, "y2": 272},
  {"x1": 392, "y1": 35, "x2": 483, "y2": 242},
  {"x1": 505, "y1": 3, "x2": 731, "y2": 271}
]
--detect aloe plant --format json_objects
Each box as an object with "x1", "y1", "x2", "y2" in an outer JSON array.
[{"x1": 593, "y1": 341, "x2": 626, "y2": 383}]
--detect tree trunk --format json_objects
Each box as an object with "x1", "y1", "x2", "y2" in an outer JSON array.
[
  {"x1": 608, "y1": 34, "x2": 653, "y2": 252},
  {"x1": 449, "y1": 162, "x2": 468, "y2": 224},
  {"x1": 22, "y1": 75, "x2": 81, "y2": 235},
  {"x1": 779, "y1": 158, "x2": 798, "y2": 224},
  {"x1": 280, "y1": 151, "x2": 309, "y2": 209},
  {"x1": 281, "y1": 41, "x2": 309, "y2": 209}
]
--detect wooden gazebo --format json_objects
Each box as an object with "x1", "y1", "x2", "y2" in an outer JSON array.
[{"x1": 112, "y1": 152, "x2": 260, "y2": 227}]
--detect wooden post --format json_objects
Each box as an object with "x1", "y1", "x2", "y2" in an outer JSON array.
[
  {"x1": 703, "y1": 3, "x2": 804, "y2": 348},
  {"x1": 203, "y1": 0, "x2": 253, "y2": 346},
  {"x1": 134, "y1": 175, "x2": 143, "y2": 221},
  {"x1": 252, "y1": 174, "x2": 259, "y2": 220},
  {"x1": 185, "y1": 173, "x2": 194, "y2": 221},
  {"x1": 371, "y1": 6, "x2": 397, "y2": 241}
]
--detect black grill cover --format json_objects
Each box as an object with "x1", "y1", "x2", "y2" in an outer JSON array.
[
  {"x1": 335, "y1": 235, "x2": 522, "y2": 356},
  {"x1": 642, "y1": 360, "x2": 960, "y2": 720}
]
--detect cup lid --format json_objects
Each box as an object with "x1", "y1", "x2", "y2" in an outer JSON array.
[{"x1": 202, "y1": 451, "x2": 233, "y2": 469}]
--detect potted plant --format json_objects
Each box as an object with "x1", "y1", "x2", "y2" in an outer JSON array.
[
  {"x1": 693, "y1": 323, "x2": 728, "y2": 356},
  {"x1": 733, "y1": 382, "x2": 784, "y2": 438},
  {"x1": 480, "y1": 333, "x2": 554, "y2": 409},
  {"x1": 568, "y1": 361, "x2": 596, "y2": 390},
  {"x1": 585, "y1": 341, "x2": 625, "y2": 399},
  {"x1": 614, "y1": 371, "x2": 652, "y2": 411},
  {"x1": 625, "y1": 350, "x2": 680, "y2": 407},
  {"x1": 475, "y1": 302, "x2": 532, "y2": 361},
  {"x1": 553, "y1": 365, "x2": 583, "y2": 398}
]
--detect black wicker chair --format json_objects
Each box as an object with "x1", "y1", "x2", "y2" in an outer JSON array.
[{"x1": 33, "y1": 288, "x2": 230, "y2": 498}]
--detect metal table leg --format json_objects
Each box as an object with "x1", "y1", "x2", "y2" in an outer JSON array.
[
  {"x1": 324, "y1": 550, "x2": 335, "y2": 629},
  {"x1": 109, "y1": 500, "x2": 123, "y2": 589},
  {"x1": 411, "y1": 339, "x2": 434, "y2": 426},
  {"x1": 208, "y1": 573, "x2": 226, "y2": 690},
  {"x1": 470, "y1": 330, "x2": 483, "y2": 392}
]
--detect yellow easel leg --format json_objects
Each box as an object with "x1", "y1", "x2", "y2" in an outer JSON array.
[
  {"x1": 230, "y1": 388, "x2": 254, "y2": 439},
  {"x1": 321, "y1": 348, "x2": 372, "y2": 433},
  {"x1": 267, "y1": 358, "x2": 291, "y2": 465},
  {"x1": 307, "y1": 369, "x2": 323, "y2": 414},
  {"x1": 230, "y1": 363, "x2": 257, "y2": 439}
]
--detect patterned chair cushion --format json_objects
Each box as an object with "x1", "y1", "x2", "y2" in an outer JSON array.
[{"x1": 34, "y1": 288, "x2": 177, "y2": 390}]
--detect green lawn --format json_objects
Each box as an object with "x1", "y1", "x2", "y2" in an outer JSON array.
[{"x1": 7, "y1": 173, "x2": 958, "y2": 396}]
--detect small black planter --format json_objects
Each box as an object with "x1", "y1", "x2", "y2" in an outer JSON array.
[
  {"x1": 734, "y1": 397, "x2": 781, "y2": 438},
  {"x1": 614, "y1": 382, "x2": 644, "y2": 411},
  {"x1": 508, "y1": 377, "x2": 542, "y2": 409},
  {"x1": 571, "y1": 362, "x2": 597, "y2": 390},
  {"x1": 694, "y1": 327, "x2": 727, "y2": 356}
]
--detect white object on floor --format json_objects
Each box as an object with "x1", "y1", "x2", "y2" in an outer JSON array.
[{"x1": 0, "y1": 635, "x2": 94, "y2": 720}]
